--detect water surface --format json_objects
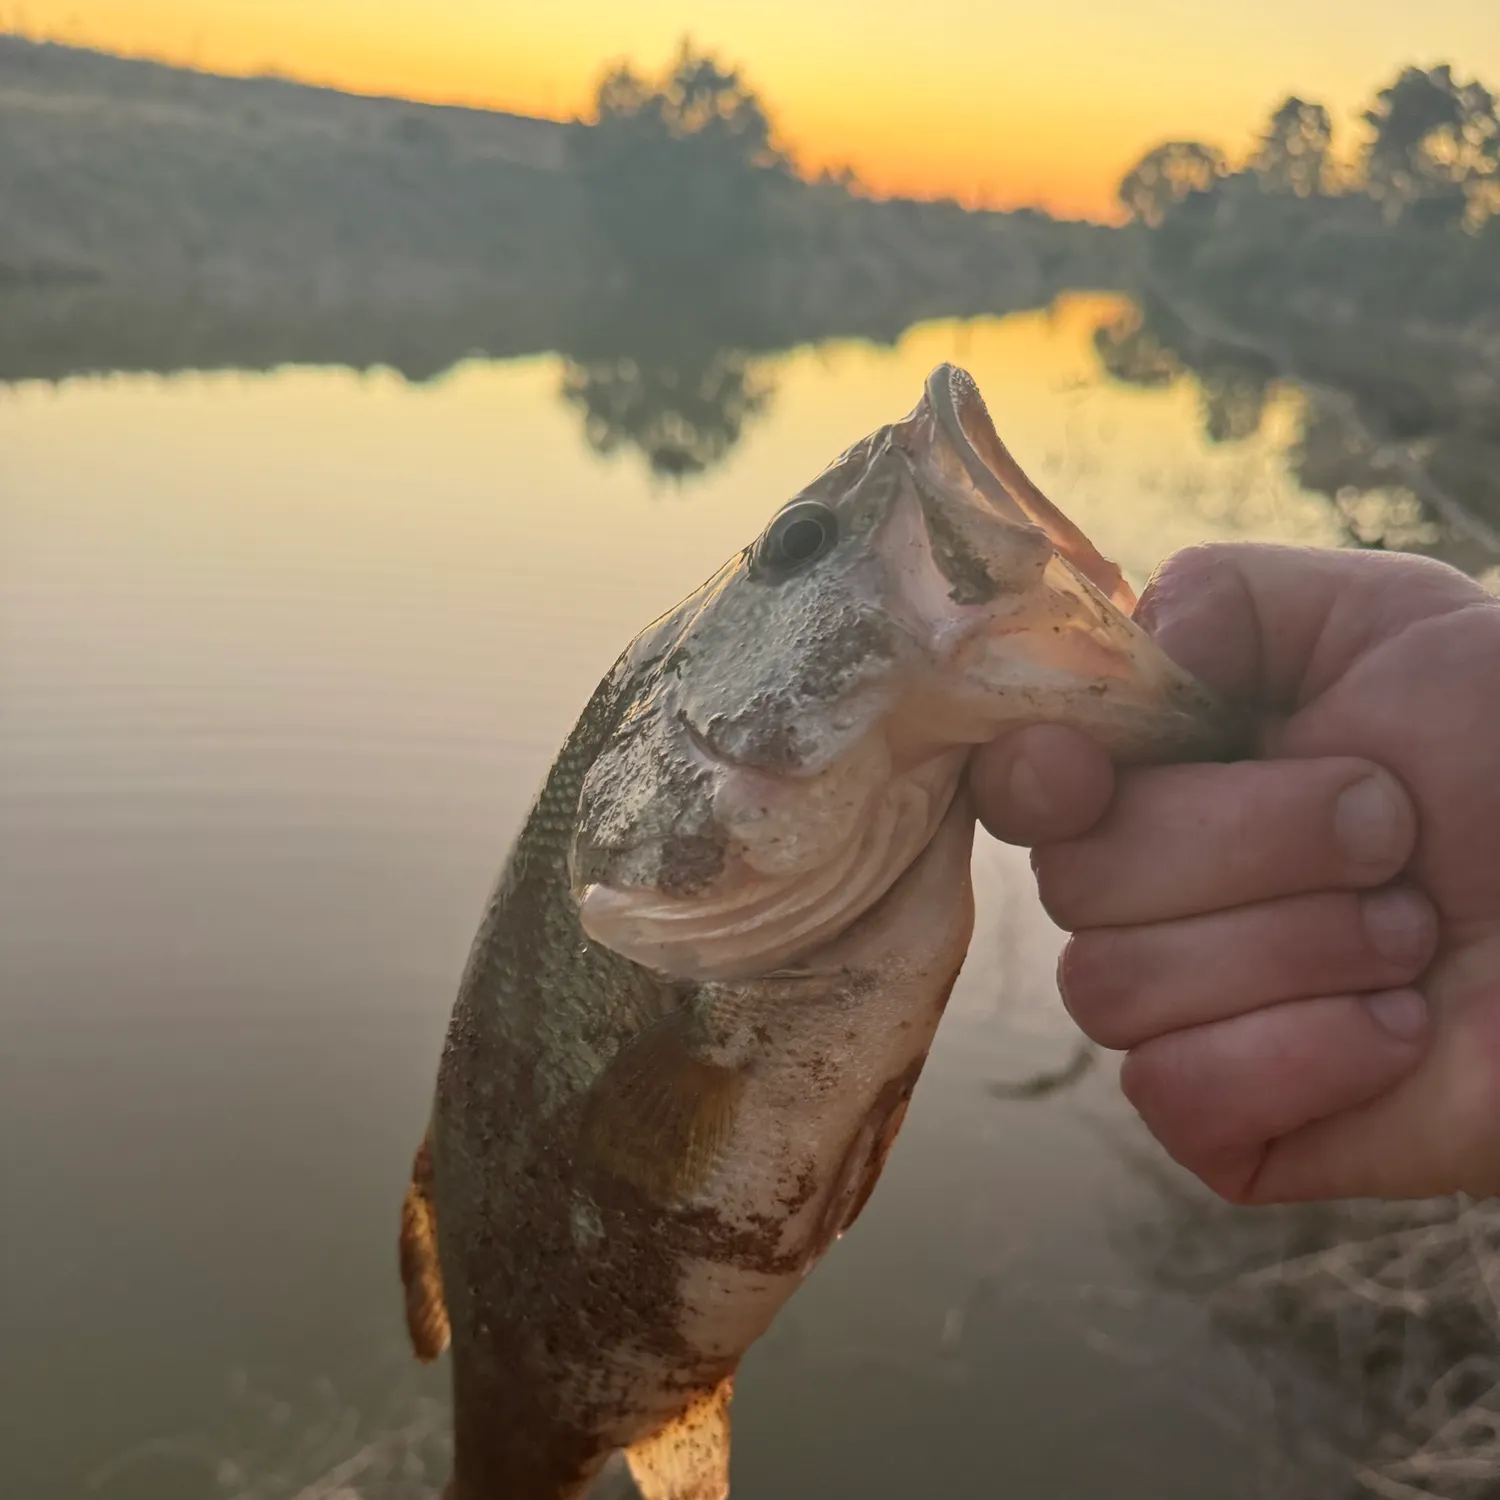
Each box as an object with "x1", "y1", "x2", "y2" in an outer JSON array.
[{"x1": 0, "y1": 297, "x2": 1382, "y2": 1500}]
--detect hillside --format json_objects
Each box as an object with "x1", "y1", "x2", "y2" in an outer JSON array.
[
  {"x1": 0, "y1": 38, "x2": 1123, "y2": 382},
  {"x1": 0, "y1": 36, "x2": 585, "y2": 302}
]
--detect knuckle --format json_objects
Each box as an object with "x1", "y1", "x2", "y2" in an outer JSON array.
[
  {"x1": 1118, "y1": 1044, "x2": 1166, "y2": 1122},
  {"x1": 1143, "y1": 542, "x2": 1239, "y2": 607},
  {"x1": 1122, "y1": 1036, "x2": 1245, "y2": 1162},
  {"x1": 1031, "y1": 845, "x2": 1092, "y2": 929},
  {"x1": 1058, "y1": 931, "x2": 1141, "y2": 1048},
  {"x1": 1197, "y1": 1155, "x2": 1265, "y2": 1205}
]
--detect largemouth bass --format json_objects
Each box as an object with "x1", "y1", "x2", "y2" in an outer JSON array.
[{"x1": 400, "y1": 365, "x2": 1238, "y2": 1500}]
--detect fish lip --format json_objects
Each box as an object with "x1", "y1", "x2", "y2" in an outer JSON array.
[
  {"x1": 920, "y1": 362, "x2": 1137, "y2": 613},
  {"x1": 893, "y1": 364, "x2": 1249, "y2": 763}
]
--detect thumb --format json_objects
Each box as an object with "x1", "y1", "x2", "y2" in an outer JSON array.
[{"x1": 1136, "y1": 543, "x2": 1488, "y2": 709}]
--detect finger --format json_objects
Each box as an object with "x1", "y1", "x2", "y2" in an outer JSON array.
[
  {"x1": 1242, "y1": 1011, "x2": 1500, "y2": 1203},
  {"x1": 1118, "y1": 988, "x2": 1429, "y2": 1202},
  {"x1": 1035, "y1": 756, "x2": 1416, "y2": 930},
  {"x1": 970, "y1": 723, "x2": 1114, "y2": 846},
  {"x1": 1136, "y1": 542, "x2": 1488, "y2": 706},
  {"x1": 1060, "y1": 885, "x2": 1439, "y2": 1049}
]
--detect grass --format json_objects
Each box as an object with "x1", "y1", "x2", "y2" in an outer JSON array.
[{"x1": 1132, "y1": 1175, "x2": 1500, "y2": 1500}]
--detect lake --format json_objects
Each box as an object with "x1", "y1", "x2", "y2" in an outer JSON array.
[{"x1": 0, "y1": 293, "x2": 1455, "y2": 1500}]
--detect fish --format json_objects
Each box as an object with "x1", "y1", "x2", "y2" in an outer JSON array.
[{"x1": 399, "y1": 363, "x2": 1240, "y2": 1500}]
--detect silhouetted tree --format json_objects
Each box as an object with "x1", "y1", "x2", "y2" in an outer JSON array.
[
  {"x1": 1250, "y1": 97, "x2": 1334, "y2": 197},
  {"x1": 1362, "y1": 65, "x2": 1499, "y2": 225},
  {"x1": 1117, "y1": 141, "x2": 1227, "y2": 226},
  {"x1": 567, "y1": 39, "x2": 798, "y2": 289}
]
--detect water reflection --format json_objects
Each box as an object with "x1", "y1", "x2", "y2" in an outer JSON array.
[
  {"x1": 85, "y1": 1371, "x2": 449, "y2": 1500},
  {"x1": 5, "y1": 303, "x2": 1368, "y2": 1500},
  {"x1": 7, "y1": 36, "x2": 1500, "y2": 1500},
  {"x1": 554, "y1": 288, "x2": 780, "y2": 479},
  {"x1": 560, "y1": 349, "x2": 774, "y2": 480},
  {"x1": 1094, "y1": 298, "x2": 1500, "y2": 577}
]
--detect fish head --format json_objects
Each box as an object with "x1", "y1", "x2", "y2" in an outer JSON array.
[{"x1": 570, "y1": 363, "x2": 1242, "y2": 982}]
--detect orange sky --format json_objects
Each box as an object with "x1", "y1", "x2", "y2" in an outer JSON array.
[{"x1": 10, "y1": 1, "x2": 1500, "y2": 219}]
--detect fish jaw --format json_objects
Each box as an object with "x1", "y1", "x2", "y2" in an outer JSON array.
[
  {"x1": 872, "y1": 486, "x2": 1241, "y2": 769},
  {"x1": 876, "y1": 363, "x2": 1242, "y2": 767}
]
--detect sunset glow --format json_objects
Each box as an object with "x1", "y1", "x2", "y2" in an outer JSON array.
[{"x1": 9, "y1": 1, "x2": 1500, "y2": 219}]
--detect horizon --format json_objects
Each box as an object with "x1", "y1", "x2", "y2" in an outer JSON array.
[{"x1": 5, "y1": 3, "x2": 1500, "y2": 220}]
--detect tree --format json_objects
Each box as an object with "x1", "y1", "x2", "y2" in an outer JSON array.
[
  {"x1": 567, "y1": 39, "x2": 798, "y2": 288},
  {"x1": 1250, "y1": 96, "x2": 1334, "y2": 197},
  {"x1": 1117, "y1": 141, "x2": 1228, "y2": 226},
  {"x1": 1362, "y1": 65, "x2": 1499, "y2": 225}
]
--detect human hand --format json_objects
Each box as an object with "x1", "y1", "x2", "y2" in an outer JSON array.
[{"x1": 971, "y1": 543, "x2": 1500, "y2": 1203}]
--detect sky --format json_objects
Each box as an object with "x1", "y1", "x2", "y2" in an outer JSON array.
[{"x1": 10, "y1": 1, "x2": 1500, "y2": 219}]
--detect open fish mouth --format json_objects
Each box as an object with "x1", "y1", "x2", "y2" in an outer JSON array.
[{"x1": 571, "y1": 365, "x2": 1244, "y2": 983}]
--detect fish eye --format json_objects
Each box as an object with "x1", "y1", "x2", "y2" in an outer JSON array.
[{"x1": 755, "y1": 501, "x2": 838, "y2": 578}]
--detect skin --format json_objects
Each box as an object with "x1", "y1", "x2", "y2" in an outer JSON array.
[{"x1": 971, "y1": 541, "x2": 1500, "y2": 1205}]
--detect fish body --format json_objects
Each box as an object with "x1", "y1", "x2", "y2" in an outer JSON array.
[{"x1": 401, "y1": 366, "x2": 1238, "y2": 1500}]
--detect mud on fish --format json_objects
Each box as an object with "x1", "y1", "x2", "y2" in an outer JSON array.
[{"x1": 398, "y1": 364, "x2": 1240, "y2": 1500}]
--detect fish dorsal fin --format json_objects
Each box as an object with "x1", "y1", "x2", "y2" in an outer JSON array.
[
  {"x1": 624, "y1": 1379, "x2": 734, "y2": 1500},
  {"x1": 398, "y1": 1135, "x2": 450, "y2": 1361},
  {"x1": 577, "y1": 1007, "x2": 745, "y2": 1207}
]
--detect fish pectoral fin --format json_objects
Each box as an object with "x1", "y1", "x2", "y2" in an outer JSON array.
[
  {"x1": 578, "y1": 1009, "x2": 744, "y2": 1207},
  {"x1": 398, "y1": 1136, "x2": 450, "y2": 1362},
  {"x1": 624, "y1": 1379, "x2": 734, "y2": 1500}
]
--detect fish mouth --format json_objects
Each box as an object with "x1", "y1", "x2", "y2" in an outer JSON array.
[
  {"x1": 924, "y1": 363, "x2": 1137, "y2": 614},
  {"x1": 879, "y1": 362, "x2": 1244, "y2": 765}
]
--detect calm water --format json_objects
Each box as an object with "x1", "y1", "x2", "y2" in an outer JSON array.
[{"x1": 2, "y1": 296, "x2": 1375, "y2": 1500}]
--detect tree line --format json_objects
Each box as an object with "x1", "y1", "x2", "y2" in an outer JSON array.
[
  {"x1": 1114, "y1": 65, "x2": 1500, "y2": 333},
  {"x1": 1122, "y1": 65, "x2": 1499, "y2": 229}
]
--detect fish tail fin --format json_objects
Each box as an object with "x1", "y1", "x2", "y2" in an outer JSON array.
[
  {"x1": 624, "y1": 1378, "x2": 733, "y2": 1500},
  {"x1": 399, "y1": 1135, "x2": 450, "y2": 1362}
]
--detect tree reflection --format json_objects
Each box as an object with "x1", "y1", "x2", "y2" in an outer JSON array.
[
  {"x1": 1092, "y1": 309, "x2": 1180, "y2": 388},
  {"x1": 560, "y1": 344, "x2": 774, "y2": 480},
  {"x1": 1093, "y1": 298, "x2": 1499, "y2": 573},
  {"x1": 1094, "y1": 304, "x2": 1272, "y2": 445},
  {"x1": 1196, "y1": 366, "x2": 1272, "y2": 445}
]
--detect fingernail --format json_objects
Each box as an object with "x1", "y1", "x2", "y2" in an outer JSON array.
[
  {"x1": 1363, "y1": 987, "x2": 1429, "y2": 1042},
  {"x1": 1009, "y1": 755, "x2": 1054, "y2": 823},
  {"x1": 1361, "y1": 887, "x2": 1435, "y2": 967},
  {"x1": 1335, "y1": 775, "x2": 1404, "y2": 867}
]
